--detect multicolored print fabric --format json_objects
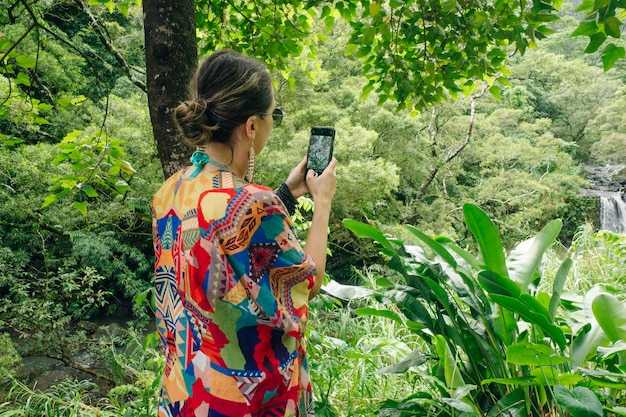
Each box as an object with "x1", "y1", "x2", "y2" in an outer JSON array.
[{"x1": 152, "y1": 168, "x2": 316, "y2": 417}]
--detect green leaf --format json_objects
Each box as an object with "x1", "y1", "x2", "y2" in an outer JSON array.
[
  {"x1": 571, "y1": 20, "x2": 598, "y2": 37},
  {"x1": 134, "y1": 288, "x2": 151, "y2": 306},
  {"x1": 435, "y1": 335, "x2": 465, "y2": 389},
  {"x1": 603, "y1": 16, "x2": 623, "y2": 38},
  {"x1": 592, "y1": 293, "x2": 626, "y2": 342},
  {"x1": 478, "y1": 271, "x2": 521, "y2": 298},
  {"x1": 73, "y1": 201, "x2": 88, "y2": 216},
  {"x1": 553, "y1": 385, "x2": 603, "y2": 417},
  {"x1": 507, "y1": 219, "x2": 562, "y2": 293},
  {"x1": 343, "y1": 219, "x2": 395, "y2": 252},
  {"x1": 601, "y1": 43, "x2": 626, "y2": 71},
  {"x1": 486, "y1": 387, "x2": 530, "y2": 416},
  {"x1": 549, "y1": 258, "x2": 572, "y2": 320},
  {"x1": 118, "y1": 2, "x2": 129, "y2": 17},
  {"x1": 377, "y1": 349, "x2": 429, "y2": 374},
  {"x1": 506, "y1": 342, "x2": 569, "y2": 366},
  {"x1": 356, "y1": 307, "x2": 403, "y2": 323},
  {"x1": 490, "y1": 294, "x2": 566, "y2": 349},
  {"x1": 41, "y1": 194, "x2": 58, "y2": 209},
  {"x1": 482, "y1": 376, "x2": 537, "y2": 386},
  {"x1": 405, "y1": 225, "x2": 456, "y2": 267},
  {"x1": 489, "y1": 85, "x2": 501, "y2": 101},
  {"x1": 585, "y1": 32, "x2": 607, "y2": 53},
  {"x1": 323, "y1": 280, "x2": 373, "y2": 300},
  {"x1": 114, "y1": 180, "x2": 131, "y2": 194},
  {"x1": 435, "y1": 239, "x2": 481, "y2": 270},
  {"x1": 15, "y1": 72, "x2": 30, "y2": 86},
  {"x1": 463, "y1": 204, "x2": 508, "y2": 278},
  {"x1": 82, "y1": 185, "x2": 98, "y2": 198},
  {"x1": 15, "y1": 55, "x2": 36, "y2": 69}
]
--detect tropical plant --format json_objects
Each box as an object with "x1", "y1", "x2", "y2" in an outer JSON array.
[{"x1": 340, "y1": 203, "x2": 626, "y2": 416}]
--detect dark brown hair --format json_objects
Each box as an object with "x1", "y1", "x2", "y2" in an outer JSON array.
[{"x1": 174, "y1": 49, "x2": 273, "y2": 147}]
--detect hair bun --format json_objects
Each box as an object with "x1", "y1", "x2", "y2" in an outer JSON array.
[{"x1": 174, "y1": 99, "x2": 217, "y2": 146}]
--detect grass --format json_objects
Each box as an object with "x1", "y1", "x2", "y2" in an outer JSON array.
[{"x1": 308, "y1": 267, "x2": 423, "y2": 416}]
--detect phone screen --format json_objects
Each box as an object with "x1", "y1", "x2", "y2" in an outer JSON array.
[{"x1": 306, "y1": 127, "x2": 335, "y2": 174}]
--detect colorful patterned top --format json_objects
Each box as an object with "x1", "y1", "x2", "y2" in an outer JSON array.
[{"x1": 152, "y1": 168, "x2": 316, "y2": 417}]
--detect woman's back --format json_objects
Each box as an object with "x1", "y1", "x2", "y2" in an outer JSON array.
[{"x1": 152, "y1": 168, "x2": 316, "y2": 416}]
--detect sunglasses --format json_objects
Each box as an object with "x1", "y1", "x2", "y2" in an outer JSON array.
[{"x1": 260, "y1": 108, "x2": 285, "y2": 128}]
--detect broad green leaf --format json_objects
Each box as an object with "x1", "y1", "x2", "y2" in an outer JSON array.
[
  {"x1": 73, "y1": 201, "x2": 88, "y2": 216},
  {"x1": 571, "y1": 321, "x2": 610, "y2": 366},
  {"x1": 463, "y1": 204, "x2": 508, "y2": 278},
  {"x1": 592, "y1": 293, "x2": 626, "y2": 342},
  {"x1": 490, "y1": 294, "x2": 566, "y2": 349},
  {"x1": 377, "y1": 349, "x2": 429, "y2": 374},
  {"x1": 597, "y1": 340, "x2": 626, "y2": 358},
  {"x1": 355, "y1": 307, "x2": 403, "y2": 323},
  {"x1": 323, "y1": 279, "x2": 374, "y2": 300},
  {"x1": 604, "y1": 16, "x2": 623, "y2": 38},
  {"x1": 435, "y1": 335, "x2": 464, "y2": 389},
  {"x1": 602, "y1": 43, "x2": 626, "y2": 71},
  {"x1": 520, "y1": 294, "x2": 551, "y2": 322},
  {"x1": 486, "y1": 387, "x2": 529, "y2": 417},
  {"x1": 82, "y1": 185, "x2": 98, "y2": 198},
  {"x1": 134, "y1": 288, "x2": 151, "y2": 306},
  {"x1": 435, "y1": 238, "x2": 481, "y2": 270},
  {"x1": 15, "y1": 55, "x2": 36, "y2": 68},
  {"x1": 41, "y1": 194, "x2": 58, "y2": 209},
  {"x1": 583, "y1": 32, "x2": 606, "y2": 53},
  {"x1": 420, "y1": 275, "x2": 452, "y2": 312},
  {"x1": 118, "y1": 2, "x2": 129, "y2": 18},
  {"x1": 571, "y1": 286, "x2": 612, "y2": 366},
  {"x1": 343, "y1": 219, "x2": 395, "y2": 251},
  {"x1": 553, "y1": 385, "x2": 603, "y2": 417},
  {"x1": 506, "y1": 342, "x2": 569, "y2": 366},
  {"x1": 507, "y1": 219, "x2": 562, "y2": 293},
  {"x1": 586, "y1": 374, "x2": 626, "y2": 390},
  {"x1": 489, "y1": 85, "x2": 501, "y2": 101},
  {"x1": 344, "y1": 219, "x2": 406, "y2": 276},
  {"x1": 405, "y1": 224, "x2": 456, "y2": 267},
  {"x1": 441, "y1": 397, "x2": 474, "y2": 413},
  {"x1": 477, "y1": 271, "x2": 520, "y2": 298},
  {"x1": 478, "y1": 270, "x2": 516, "y2": 345},
  {"x1": 369, "y1": 2, "x2": 382, "y2": 16},
  {"x1": 15, "y1": 72, "x2": 30, "y2": 86},
  {"x1": 571, "y1": 20, "x2": 598, "y2": 37},
  {"x1": 549, "y1": 258, "x2": 572, "y2": 320},
  {"x1": 529, "y1": 368, "x2": 582, "y2": 386}
]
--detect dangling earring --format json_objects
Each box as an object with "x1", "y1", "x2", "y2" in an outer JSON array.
[{"x1": 247, "y1": 140, "x2": 255, "y2": 183}]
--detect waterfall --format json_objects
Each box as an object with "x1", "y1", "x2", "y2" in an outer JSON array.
[{"x1": 600, "y1": 193, "x2": 626, "y2": 234}]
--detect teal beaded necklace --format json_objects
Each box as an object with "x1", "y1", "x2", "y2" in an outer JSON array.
[{"x1": 188, "y1": 150, "x2": 232, "y2": 178}]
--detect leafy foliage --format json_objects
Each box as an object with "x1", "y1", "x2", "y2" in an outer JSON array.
[
  {"x1": 571, "y1": 0, "x2": 626, "y2": 71},
  {"x1": 341, "y1": 204, "x2": 626, "y2": 415},
  {"x1": 346, "y1": 0, "x2": 560, "y2": 110}
]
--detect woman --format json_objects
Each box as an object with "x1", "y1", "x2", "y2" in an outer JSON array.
[{"x1": 152, "y1": 49, "x2": 337, "y2": 417}]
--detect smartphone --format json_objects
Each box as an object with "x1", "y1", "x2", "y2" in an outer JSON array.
[{"x1": 306, "y1": 126, "x2": 335, "y2": 174}]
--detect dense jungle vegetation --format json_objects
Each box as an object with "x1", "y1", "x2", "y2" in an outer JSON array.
[{"x1": 1, "y1": 0, "x2": 625, "y2": 415}]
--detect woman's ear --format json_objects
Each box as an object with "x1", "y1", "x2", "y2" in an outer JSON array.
[{"x1": 244, "y1": 115, "x2": 257, "y2": 139}]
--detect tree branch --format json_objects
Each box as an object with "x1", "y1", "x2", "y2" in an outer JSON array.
[{"x1": 73, "y1": 0, "x2": 146, "y2": 92}]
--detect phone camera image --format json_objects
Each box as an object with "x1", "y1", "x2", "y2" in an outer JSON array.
[{"x1": 307, "y1": 127, "x2": 335, "y2": 174}]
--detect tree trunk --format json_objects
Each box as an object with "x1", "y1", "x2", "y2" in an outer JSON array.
[{"x1": 143, "y1": 0, "x2": 197, "y2": 179}]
